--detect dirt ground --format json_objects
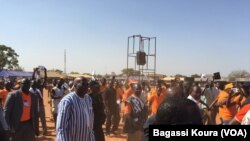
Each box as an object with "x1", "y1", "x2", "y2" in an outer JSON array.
[{"x1": 37, "y1": 89, "x2": 127, "y2": 141}]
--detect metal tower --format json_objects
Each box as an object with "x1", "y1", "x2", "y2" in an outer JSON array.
[{"x1": 127, "y1": 35, "x2": 156, "y2": 83}]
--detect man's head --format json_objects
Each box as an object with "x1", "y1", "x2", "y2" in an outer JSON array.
[
  {"x1": 155, "y1": 96, "x2": 202, "y2": 125},
  {"x1": 89, "y1": 80, "x2": 100, "y2": 93},
  {"x1": 4, "y1": 81, "x2": 13, "y2": 91},
  {"x1": 57, "y1": 78, "x2": 65, "y2": 88},
  {"x1": 101, "y1": 78, "x2": 106, "y2": 85},
  {"x1": 21, "y1": 78, "x2": 31, "y2": 94},
  {"x1": 190, "y1": 85, "x2": 202, "y2": 100},
  {"x1": 74, "y1": 77, "x2": 88, "y2": 97},
  {"x1": 216, "y1": 81, "x2": 226, "y2": 90},
  {"x1": 131, "y1": 83, "x2": 142, "y2": 97},
  {"x1": 165, "y1": 88, "x2": 176, "y2": 97}
]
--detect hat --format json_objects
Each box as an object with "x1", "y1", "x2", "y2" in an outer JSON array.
[{"x1": 224, "y1": 83, "x2": 233, "y2": 90}]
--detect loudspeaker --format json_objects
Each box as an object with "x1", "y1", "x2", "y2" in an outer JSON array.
[
  {"x1": 213, "y1": 72, "x2": 221, "y2": 80},
  {"x1": 137, "y1": 51, "x2": 146, "y2": 65}
]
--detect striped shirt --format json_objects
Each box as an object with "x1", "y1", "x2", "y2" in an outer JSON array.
[{"x1": 56, "y1": 92, "x2": 95, "y2": 141}]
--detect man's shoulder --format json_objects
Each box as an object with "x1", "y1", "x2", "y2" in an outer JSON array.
[
  {"x1": 9, "y1": 90, "x2": 21, "y2": 96},
  {"x1": 128, "y1": 95, "x2": 142, "y2": 103},
  {"x1": 61, "y1": 92, "x2": 74, "y2": 100}
]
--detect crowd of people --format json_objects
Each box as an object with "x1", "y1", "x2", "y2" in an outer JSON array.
[{"x1": 1, "y1": 67, "x2": 250, "y2": 141}]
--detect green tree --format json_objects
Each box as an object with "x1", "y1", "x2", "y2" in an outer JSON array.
[
  {"x1": 70, "y1": 72, "x2": 79, "y2": 74},
  {"x1": 191, "y1": 74, "x2": 201, "y2": 78},
  {"x1": 121, "y1": 68, "x2": 140, "y2": 75},
  {"x1": 49, "y1": 69, "x2": 63, "y2": 74},
  {"x1": 14, "y1": 66, "x2": 24, "y2": 71},
  {"x1": 175, "y1": 74, "x2": 185, "y2": 78},
  {"x1": 0, "y1": 45, "x2": 20, "y2": 70},
  {"x1": 228, "y1": 70, "x2": 250, "y2": 81}
]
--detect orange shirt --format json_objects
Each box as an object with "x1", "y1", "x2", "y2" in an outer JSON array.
[
  {"x1": 235, "y1": 104, "x2": 250, "y2": 122},
  {"x1": 148, "y1": 87, "x2": 166, "y2": 115},
  {"x1": 0, "y1": 89, "x2": 10, "y2": 107},
  {"x1": 217, "y1": 90, "x2": 246, "y2": 121},
  {"x1": 20, "y1": 92, "x2": 31, "y2": 121}
]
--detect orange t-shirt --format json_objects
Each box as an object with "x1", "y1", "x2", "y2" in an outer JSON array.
[
  {"x1": 217, "y1": 90, "x2": 246, "y2": 121},
  {"x1": 148, "y1": 87, "x2": 166, "y2": 115},
  {"x1": 0, "y1": 89, "x2": 10, "y2": 107},
  {"x1": 20, "y1": 92, "x2": 31, "y2": 121}
]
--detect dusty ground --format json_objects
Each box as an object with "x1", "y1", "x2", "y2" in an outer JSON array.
[{"x1": 37, "y1": 89, "x2": 127, "y2": 141}]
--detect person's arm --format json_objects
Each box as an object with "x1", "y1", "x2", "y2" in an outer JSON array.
[
  {"x1": 0, "y1": 106, "x2": 8, "y2": 130},
  {"x1": 123, "y1": 101, "x2": 133, "y2": 133},
  {"x1": 98, "y1": 94, "x2": 106, "y2": 125},
  {"x1": 4, "y1": 93, "x2": 15, "y2": 129},
  {"x1": 216, "y1": 99, "x2": 227, "y2": 107},
  {"x1": 32, "y1": 68, "x2": 38, "y2": 80},
  {"x1": 32, "y1": 94, "x2": 40, "y2": 136},
  {"x1": 103, "y1": 89, "x2": 109, "y2": 107},
  {"x1": 0, "y1": 91, "x2": 3, "y2": 107},
  {"x1": 148, "y1": 94, "x2": 154, "y2": 107},
  {"x1": 56, "y1": 99, "x2": 71, "y2": 141},
  {"x1": 208, "y1": 98, "x2": 218, "y2": 110},
  {"x1": 42, "y1": 68, "x2": 48, "y2": 89},
  {"x1": 44, "y1": 67, "x2": 47, "y2": 83}
]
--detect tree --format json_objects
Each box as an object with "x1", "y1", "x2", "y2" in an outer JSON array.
[
  {"x1": 49, "y1": 69, "x2": 63, "y2": 74},
  {"x1": 121, "y1": 68, "x2": 140, "y2": 75},
  {"x1": 175, "y1": 74, "x2": 186, "y2": 78},
  {"x1": 14, "y1": 66, "x2": 24, "y2": 71},
  {"x1": 70, "y1": 72, "x2": 79, "y2": 74},
  {"x1": 191, "y1": 74, "x2": 201, "y2": 78},
  {"x1": 228, "y1": 70, "x2": 250, "y2": 81},
  {"x1": 0, "y1": 45, "x2": 20, "y2": 70}
]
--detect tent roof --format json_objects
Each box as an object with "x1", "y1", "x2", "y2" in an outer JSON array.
[{"x1": 0, "y1": 70, "x2": 32, "y2": 77}]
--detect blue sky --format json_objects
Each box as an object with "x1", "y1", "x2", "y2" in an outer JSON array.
[{"x1": 0, "y1": 0, "x2": 249, "y2": 76}]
